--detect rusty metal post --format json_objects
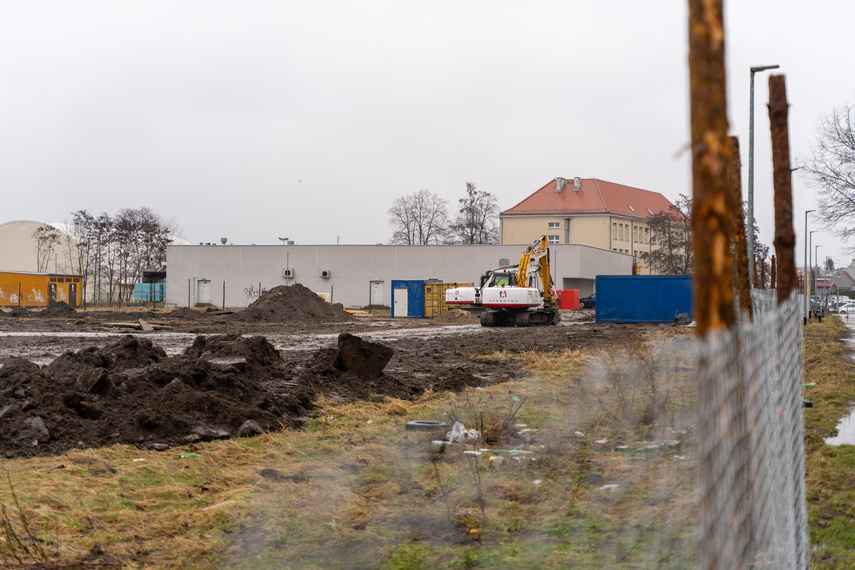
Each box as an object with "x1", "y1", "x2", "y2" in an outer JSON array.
[
  {"x1": 769, "y1": 75, "x2": 797, "y2": 302},
  {"x1": 689, "y1": 0, "x2": 734, "y2": 337},
  {"x1": 728, "y1": 137, "x2": 752, "y2": 320}
]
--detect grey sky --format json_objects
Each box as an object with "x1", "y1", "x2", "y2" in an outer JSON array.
[{"x1": 2, "y1": 1, "x2": 853, "y2": 267}]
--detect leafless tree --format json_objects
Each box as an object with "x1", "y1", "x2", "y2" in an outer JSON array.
[
  {"x1": 643, "y1": 195, "x2": 694, "y2": 275},
  {"x1": 32, "y1": 225, "x2": 63, "y2": 273},
  {"x1": 799, "y1": 101, "x2": 855, "y2": 243},
  {"x1": 449, "y1": 182, "x2": 499, "y2": 244},
  {"x1": 388, "y1": 189, "x2": 449, "y2": 245}
]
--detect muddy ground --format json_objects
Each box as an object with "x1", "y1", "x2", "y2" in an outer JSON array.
[{"x1": 0, "y1": 288, "x2": 668, "y2": 459}]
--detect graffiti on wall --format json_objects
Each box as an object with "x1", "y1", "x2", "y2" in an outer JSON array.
[
  {"x1": 244, "y1": 284, "x2": 259, "y2": 300},
  {"x1": 29, "y1": 289, "x2": 45, "y2": 302}
]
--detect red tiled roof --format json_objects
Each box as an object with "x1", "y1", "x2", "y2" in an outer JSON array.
[{"x1": 501, "y1": 178, "x2": 679, "y2": 219}]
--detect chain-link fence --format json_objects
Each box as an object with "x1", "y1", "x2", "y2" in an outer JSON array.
[{"x1": 697, "y1": 291, "x2": 807, "y2": 568}]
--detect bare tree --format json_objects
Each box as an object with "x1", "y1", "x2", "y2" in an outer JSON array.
[
  {"x1": 799, "y1": 101, "x2": 855, "y2": 242},
  {"x1": 32, "y1": 225, "x2": 63, "y2": 273},
  {"x1": 67, "y1": 210, "x2": 97, "y2": 305},
  {"x1": 643, "y1": 195, "x2": 693, "y2": 275},
  {"x1": 449, "y1": 182, "x2": 499, "y2": 244},
  {"x1": 388, "y1": 189, "x2": 449, "y2": 245}
]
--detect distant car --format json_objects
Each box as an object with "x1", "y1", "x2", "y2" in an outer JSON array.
[
  {"x1": 838, "y1": 302, "x2": 855, "y2": 316},
  {"x1": 580, "y1": 293, "x2": 596, "y2": 309}
]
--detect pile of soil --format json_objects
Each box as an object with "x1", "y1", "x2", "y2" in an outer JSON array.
[
  {"x1": 433, "y1": 309, "x2": 481, "y2": 325},
  {"x1": 229, "y1": 283, "x2": 352, "y2": 323},
  {"x1": 37, "y1": 301, "x2": 77, "y2": 317},
  {"x1": 302, "y1": 332, "x2": 485, "y2": 402},
  {"x1": 0, "y1": 335, "x2": 315, "y2": 458}
]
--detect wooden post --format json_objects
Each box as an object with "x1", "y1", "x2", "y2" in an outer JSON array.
[
  {"x1": 768, "y1": 75, "x2": 796, "y2": 302},
  {"x1": 223, "y1": 281, "x2": 226, "y2": 310},
  {"x1": 330, "y1": 285, "x2": 334, "y2": 304},
  {"x1": 188, "y1": 279, "x2": 191, "y2": 308},
  {"x1": 771, "y1": 255, "x2": 777, "y2": 288},
  {"x1": 728, "y1": 137, "x2": 752, "y2": 320},
  {"x1": 688, "y1": 0, "x2": 734, "y2": 337},
  {"x1": 760, "y1": 258, "x2": 766, "y2": 289}
]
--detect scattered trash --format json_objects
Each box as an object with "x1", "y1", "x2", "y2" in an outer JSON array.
[
  {"x1": 614, "y1": 446, "x2": 633, "y2": 452},
  {"x1": 469, "y1": 528, "x2": 479, "y2": 534},
  {"x1": 133, "y1": 459, "x2": 146, "y2": 462},
  {"x1": 532, "y1": 479, "x2": 543, "y2": 485},
  {"x1": 514, "y1": 424, "x2": 527, "y2": 428},
  {"x1": 594, "y1": 439, "x2": 609, "y2": 444},
  {"x1": 47, "y1": 464, "x2": 65, "y2": 471},
  {"x1": 366, "y1": 420, "x2": 372, "y2": 424},
  {"x1": 574, "y1": 431, "x2": 585, "y2": 437},
  {"x1": 178, "y1": 453, "x2": 200, "y2": 458},
  {"x1": 463, "y1": 450, "x2": 482, "y2": 456},
  {"x1": 598, "y1": 484, "x2": 619, "y2": 492},
  {"x1": 446, "y1": 421, "x2": 481, "y2": 443},
  {"x1": 511, "y1": 396, "x2": 520, "y2": 401},
  {"x1": 804, "y1": 383, "x2": 816, "y2": 388}
]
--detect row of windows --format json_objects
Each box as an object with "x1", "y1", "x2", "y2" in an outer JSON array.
[{"x1": 612, "y1": 222, "x2": 649, "y2": 244}]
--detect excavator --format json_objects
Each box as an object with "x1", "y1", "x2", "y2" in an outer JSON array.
[{"x1": 445, "y1": 235, "x2": 560, "y2": 327}]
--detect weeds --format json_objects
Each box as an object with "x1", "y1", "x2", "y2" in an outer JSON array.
[{"x1": 0, "y1": 475, "x2": 51, "y2": 568}]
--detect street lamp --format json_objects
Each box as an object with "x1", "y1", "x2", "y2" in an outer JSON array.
[
  {"x1": 804, "y1": 210, "x2": 815, "y2": 323},
  {"x1": 747, "y1": 64, "x2": 780, "y2": 289}
]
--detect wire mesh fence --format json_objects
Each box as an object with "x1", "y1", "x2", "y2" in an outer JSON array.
[{"x1": 697, "y1": 291, "x2": 807, "y2": 568}]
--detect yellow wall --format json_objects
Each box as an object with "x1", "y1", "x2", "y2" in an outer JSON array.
[
  {"x1": 0, "y1": 271, "x2": 83, "y2": 308},
  {"x1": 501, "y1": 214, "x2": 656, "y2": 275}
]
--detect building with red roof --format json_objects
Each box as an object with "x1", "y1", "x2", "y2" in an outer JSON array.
[{"x1": 500, "y1": 177, "x2": 682, "y2": 274}]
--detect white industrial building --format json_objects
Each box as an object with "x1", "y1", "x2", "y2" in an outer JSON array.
[{"x1": 165, "y1": 243, "x2": 633, "y2": 309}]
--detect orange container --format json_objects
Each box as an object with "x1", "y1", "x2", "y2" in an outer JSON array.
[{"x1": 559, "y1": 289, "x2": 580, "y2": 310}]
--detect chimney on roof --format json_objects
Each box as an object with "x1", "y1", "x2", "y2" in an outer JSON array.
[
  {"x1": 555, "y1": 177, "x2": 566, "y2": 192},
  {"x1": 574, "y1": 177, "x2": 581, "y2": 191}
]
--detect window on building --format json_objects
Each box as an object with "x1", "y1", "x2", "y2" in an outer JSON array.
[
  {"x1": 612, "y1": 223, "x2": 617, "y2": 239},
  {"x1": 548, "y1": 221, "x2": 560, "y2": 229},
  {"x1": 548, "y1": 234, "x2": 560, "y2": 245},
  {"x1": 644, "y1": 227, "x2": 649, "y2": 243}
]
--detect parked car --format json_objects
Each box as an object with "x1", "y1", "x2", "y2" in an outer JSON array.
[
  {"x1": 580, "y1": 293, "x2": 596, "y2": 309},
  {"x1": 838, "y1": 302, "x2": 855, "y2": 316}
]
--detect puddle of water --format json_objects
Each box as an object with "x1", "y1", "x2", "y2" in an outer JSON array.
[
  {"x1": 824, "y1": 410, "x2": 855, "y2": 446},
  {"x1": 825, "y1": 319, "x2": 855, "y2": 445}
]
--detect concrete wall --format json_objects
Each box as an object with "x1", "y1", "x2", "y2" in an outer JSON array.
[{"x1": 165, "y1": 243, "x2": 634, "y2": 309}]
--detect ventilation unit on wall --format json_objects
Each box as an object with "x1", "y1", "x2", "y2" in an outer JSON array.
[
  {"x1": 321, "y1": 269, "x2": 332, "y2": 279},
  {"x1": 283, "y1": 268, "x2": 295, "y2": 278}
]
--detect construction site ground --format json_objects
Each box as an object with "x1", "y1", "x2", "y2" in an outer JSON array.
[{"x1": 0, "y1": 286, "x2": 655, "y2": 460}]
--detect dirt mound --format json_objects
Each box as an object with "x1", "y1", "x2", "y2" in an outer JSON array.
[
  {"x1": 37, "y1": 301, "x2": 76, "y2": 317},
  {"x1": 303, "y1": 333, "x2": 486, "y2": 402},
  {"x1": 8, "y1": 307, "x2": 31, "y2": 318},
  {"x1": 433, "y1": 309, "x2": 481, "y2": 325},
  {"x1": 0, "y1": 335, "x2": 315, "y2": 458},
  {"x1": 229, "y1": 283, "x2": 352, "y2": 323}
]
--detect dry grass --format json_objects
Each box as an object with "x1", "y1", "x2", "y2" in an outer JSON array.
[{"x1": 0, "y1": 326, "x2": 702, "y2": 568}]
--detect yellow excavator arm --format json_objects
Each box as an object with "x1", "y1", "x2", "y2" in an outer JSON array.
[{"x1": 516, "y1": 235, "x2": 556, "y2": 304}]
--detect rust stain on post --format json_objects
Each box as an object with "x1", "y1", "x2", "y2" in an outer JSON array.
[
  {"x1": 771, "y1": 255, "x2": 777, "y2": 289},
  {"x1": 768, "y1": 75, "x2": 796, "y2": 302},
  {"x1": 689, "y1": 0, "x2": 734, "y2": 337},
  {"x1": 728, "y1": 137, "x2": 752, "y2": 320}
]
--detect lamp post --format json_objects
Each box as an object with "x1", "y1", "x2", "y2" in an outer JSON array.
[
  {"x1": 747, "y1": 64, "x2": 780, "y2": 289},
  {"x1": 804, "y1": 210, "x2": 815, "y2": 323}
]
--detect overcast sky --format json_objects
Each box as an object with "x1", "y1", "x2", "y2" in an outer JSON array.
[{"x1": 2, "y1": 1, "x2": 853, "y2": 268}]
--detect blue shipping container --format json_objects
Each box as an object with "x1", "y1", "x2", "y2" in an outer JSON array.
[
  {"x1": 134, "y1": 283, "x2": 166, "y2": 302},
  {"x1": 391, "y1": 280, "x2": 425, "y2": 318},
  {"x1": 595, "y1": 275, "x2": 693, "y2": 323}
]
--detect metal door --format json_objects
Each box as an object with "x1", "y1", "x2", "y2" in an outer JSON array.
[
  {"x1": 394, "y1": 288, "x2": 408, "y2": 317},
  {"x1": 370, "y1": 281, "x2": 384, "y2": 306},
  {"x1": 68, "y1": 283, "x2": 77, "y2": 307},
  {"x1": 197, "y1": 280, "x2": 211, "y2": 305}
]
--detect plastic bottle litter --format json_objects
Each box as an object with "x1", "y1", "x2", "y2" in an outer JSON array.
[
  {"x1": 614, "y1": 446, "x2": 633, "y2": 453},
  {"x1": 178, "y1": 453, "x2": 200, "y2": 458},
  {"x1": 804, "y1": 383, "x2": 816, "y2": 388},
  {"x1": 598, "y1": 484, "x2": 619, "y2": 492}
]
